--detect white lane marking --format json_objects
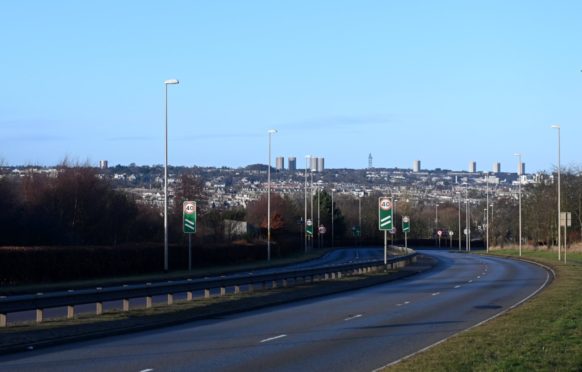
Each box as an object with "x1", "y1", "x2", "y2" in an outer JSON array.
[
  {"x1": 454, "y1": 285, "x2": 461, "y2": 289},
  {"x1": 344, "y1": 314, "x2": 363, "y2": 321},
  {"x1": 477, "y1": 276, "x2": 481, "y2": 279},
  {"x1": 140, "y1": 369, "x2": 154, "y2": 372},
  {"x1": 260, "y1": 334, "x2": 287, "y2": 343},
  {"x1": 468, "y1": 280, "x2": 473, "y2": 283},
  {"x1": 404, "y1": 301, "x2": 411, "y2": 305},
  {"x1": 432, "y1": 292, "x2": 440, "y2": 296}
]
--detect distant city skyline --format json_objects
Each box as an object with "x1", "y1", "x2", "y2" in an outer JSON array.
[{"x1": 1, "y1": 1, "x2": 581, "y2": 172}]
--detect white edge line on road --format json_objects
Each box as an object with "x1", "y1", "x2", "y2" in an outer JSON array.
[
  {"x1": 454, "y1": 285, "x2": 461, "y2": 288},
  {"x1": 431, "y1": 292, "x2": 440, "y2": 296},
  {"x1": 139, "y1": 369, "x2": 154, "y2": 372},
  {"x1": 260, "y1": 334, "x2": 287, "y2": 343},
  {"x1": 344, "y1": 314, "x2": 363, "y2": 321},
  {"x1": 373, "y1": 256, "x2": 554, "y2": 372}
]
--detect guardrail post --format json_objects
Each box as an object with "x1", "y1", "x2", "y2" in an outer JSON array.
[
  {"x1": 67, "y1": 305, "x2": 75, "y2": 319},
  {"x1": 272, "y1": 280, "x2": 278, "y2": 289},
  {"x1": 234, "y1": 285, "x2": 240, "y2": 294},
  {"x1": 123, "y1": 299, "x2": 130, "y2": 311},
  {"x1": 187, "y1": 291, "x2": 193, "y2": 301},
  {"x1": 338, "y1": 272, "x2": 342, "y2": 279},
  {"x1": 220, "y1": 287, "x2": 226, "y2": 296},
  {"x1": 0, "y1": 313, "x2": 5, "y2": 327},
  {"x1": 96, "y1": 302, "x2": 103, "y2": 315},
  {"x1": 204, "y1": 289, "x2": 210, "y2": 298},
  {"x1": 146, "y1": 296, "x2": 153, "y2": 308},
  {"x1": 248, "y1": 283, "x2": 254, "y2": 293},
  {"x1": 35, "y1": 309, "x2": 43, "y2": 323},
  {"x1": 282, "y1": 279, "x2": 288, "y2": 287},
  {"x1": 167, "y1": 294, "x2": 174, "y2": 305}
]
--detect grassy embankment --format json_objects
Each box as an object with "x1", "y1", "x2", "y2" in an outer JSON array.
[{"x1": 388, "y1": 249, "x2": 582, "y2": 371}]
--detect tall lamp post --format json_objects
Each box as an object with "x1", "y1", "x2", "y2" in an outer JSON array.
[
  {"x1": 267, "y1": 129, "x2": 277, "y2": 261},
  {"x1": 551, "y1": 125, "x2": 561, "y2": 260},
  {"x1": 304, "y1": 155, "x2": 310, "y2": 253},
  {"x1": 457, "y1": 192, "x2": 461, "y2": 251},
  {"x1": 163, "y1": 78, "x2": 179, "y2": 272},
  {"x1": 486, "y1": 173, "x2": 489, "y2": 253},
  {"x1": 331, "y1": 188, "x2": 336, "y2": 248},
  {"x1": 464, "y1": 182, "x2": 469, "y2": 251},
  {"x1": 514, "y1": 153, "x2": 522, "y2": 257},
  {"x1": 357, "y1": 194, "x2": 361, "y2": 259}
]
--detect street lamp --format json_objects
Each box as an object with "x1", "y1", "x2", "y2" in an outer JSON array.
[
  {"x1": 304, "y1": 155, "x2": 310, "y2": 253},
  {"x1": 551, "y1": 125, "x2": 561, "y2": 260},
  {"x1": 163, "y1": 78, "x2": 179, "y2": 272},
  {"x1": 456, "y1": 191, "x2": 461, "y2": 251},
  {"x1": 267, "y1": 129, "x2": 277, "y2": 261},
  {"x1": 514, "y1": 153, "x2": 522, "y2": 257},
  {"x1": 486, "y1": 173, "x2": 489, "y2": 253},
  {"x1": 331, "y1": 188, "x2": 336, "y2": 248},
  {"x1": 358, "y1": 194, "x2": 361, "y2": 259},
  {"x1": 463, "y1": 182, "x2": 469, "y2": 251}
]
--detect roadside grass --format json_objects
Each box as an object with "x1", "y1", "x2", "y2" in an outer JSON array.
[{"x1": 387, "y1": 249, "x2": 582, "y2": 371}]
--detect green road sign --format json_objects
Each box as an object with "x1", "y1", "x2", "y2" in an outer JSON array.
[
  {"x1": 402, "y1": 216, "x2": 410, "y2": 233},
  {"x1": 183, "y1": 201, "x2": 196, "y2": 234},
  {"x1": 378, "y1": 197, "x2": 393, "y2": 231},
  {"x1": 306, "y1": 219, "x2": 314, "y2": 236}
]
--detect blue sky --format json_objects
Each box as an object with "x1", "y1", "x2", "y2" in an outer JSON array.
[{"x1": 1, "y1": 1, "x2": 581, "y2": 172}]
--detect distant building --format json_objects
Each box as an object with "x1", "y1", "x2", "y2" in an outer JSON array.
[
  {"x1": 518, "y1": 162, "x2": 526, "y2": 175},
  {"x1": 99, "y1": 160, "x2": 108, "y2": 170},
  {"x1": 469, "y1": 161, "x2": 476, "y2": 173},
  {"x1": 288, "y1": 157, "x2": 296, "y2": 171},
  {"x1": 310, "y1": 157, "x2": 318, "y2": 172},
  {"x1": 413, "y1": 160, "x2": 421, "y2": 173},
  {"x1": 368, "y1": 153, "x2": 373, "y2": 169},
  {"x1": 317, "y1": 157, "x2": 325, "y2": 172},
  {"x1": 492, "y1": 162, "x2": 501, "y2": 173},
  {"x1": 275, "y1": 157, "x2": 284, "y2": 171}
]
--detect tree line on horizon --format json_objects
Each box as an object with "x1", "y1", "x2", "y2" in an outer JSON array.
[{"x1": 0, "y1": 165, "x2": 581, "y2": 250}]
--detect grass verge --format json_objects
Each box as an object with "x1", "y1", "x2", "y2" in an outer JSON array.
[{"x1": 386, "y1": 249, "x2": 582, "y2": 371}]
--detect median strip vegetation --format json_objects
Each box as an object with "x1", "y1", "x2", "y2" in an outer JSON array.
[{"x1": 386, "y1": 249, "x2": 582, "y2": 371}]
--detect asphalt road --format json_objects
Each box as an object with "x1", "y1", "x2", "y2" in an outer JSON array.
[
  {"x1": 3, "y1": 247, "x2": 383, "y2": 324},
  {"x1": 0, "y1": 250, "x2": 550, "y2": 371}
]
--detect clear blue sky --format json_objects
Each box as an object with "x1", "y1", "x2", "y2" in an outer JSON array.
[{"x1": 1, "y1": 1, "x2": 581, "y2": 172}]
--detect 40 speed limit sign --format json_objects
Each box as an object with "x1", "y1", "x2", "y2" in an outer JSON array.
[
  {"x1": 378, "y1": 197, "x2": 393, "y2": 231},
  {"x1": 183, "y1": 201, "x2": 197, "y2": 234}
]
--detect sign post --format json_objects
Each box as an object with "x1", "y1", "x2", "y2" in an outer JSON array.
[
  {"x1": 561, "y1": 212, "x2": 572, "y2": 264},
  {"x1": 437, "y1": 230, "x2": 442, "y2": 248},
  {"x1": 402, "y1": 216, "x2": 410, "y2": 248},
  {"x1": 183, "y1": 201, "x2": 197, "y2": 272},
  {"x1": 379, "y1": 197, "x2": 393, "y2": 264},
  {"x1": 449, "y1": 230, "x2": 454, "y2": 249}
]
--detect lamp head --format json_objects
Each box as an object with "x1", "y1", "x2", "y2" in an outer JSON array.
[{"x1": 164, "y1": 79, "x2": 179, "y2": 85}]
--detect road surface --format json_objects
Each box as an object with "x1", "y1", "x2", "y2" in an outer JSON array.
[{"x1": 0, "y1": 250, "x2": 550, "y2": 371}]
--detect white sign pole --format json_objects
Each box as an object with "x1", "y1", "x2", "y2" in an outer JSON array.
[{"x1": 384, "y1": 230, "x2": 387, "y2": 264}]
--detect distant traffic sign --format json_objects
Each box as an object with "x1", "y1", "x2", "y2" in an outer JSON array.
[
  {"x1": 402, "y1": 216, "x2": 410, "y2": 233},
  {"x1": 318, "y1": 225, "x2": 326, "y2": 234},
  {"x1": 306, "y1": 219, "x2": 313, "y2": 236}
]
